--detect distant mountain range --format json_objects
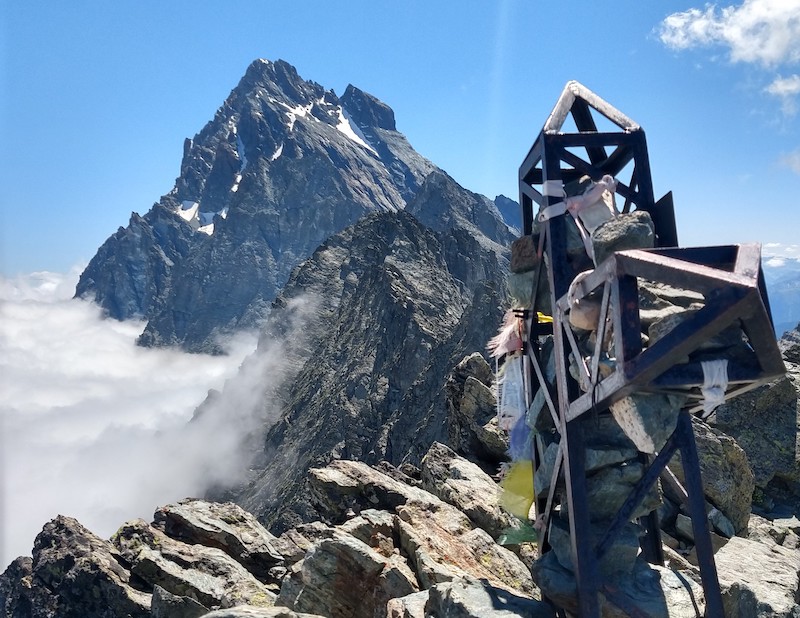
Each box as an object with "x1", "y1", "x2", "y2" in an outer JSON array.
[{"x1": 762, "y1": 254, "x2": 800, "y2": 337}]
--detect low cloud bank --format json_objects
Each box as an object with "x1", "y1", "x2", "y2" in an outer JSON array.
[{"x1": 0, "y1": 270, "x2": 296, "y2": 568}]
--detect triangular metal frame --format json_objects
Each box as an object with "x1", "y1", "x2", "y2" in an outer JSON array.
[
  {"x1": 519, "y1": 81, "x2": 677, "y2": 248},
  {"x1": 542, "y1": 80, "x2": 640, "y2": 134},
  {"x1": 558, "y1": 243, "x2": 785, "y2": 423}
]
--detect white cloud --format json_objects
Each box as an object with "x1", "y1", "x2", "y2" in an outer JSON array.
[
  {"x1": 658, "y1": 1, "x2": 800, "y2": 67},
  {"x1": 766, "y1": 74, "x2": 800, "y2": 96},
  {"x1": 766, "y1": 74, "x2": 800, "y2": 114},
  {"x1": 658, "y1": 1, "x2": 800, "y2": 116},
  {"x1": 0, "y1": 270, "x2": 307, "y2": 568},
  {"x1": 778, "y1": 149, "x2": 800, "y2": 174},
  {"x1": 763, "y1": 242, "x2": 800, "y2": 257}
]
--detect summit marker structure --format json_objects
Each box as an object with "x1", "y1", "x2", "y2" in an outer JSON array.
[{"x1": 509, "y1": 80, "x2": 785, "y2": 616}]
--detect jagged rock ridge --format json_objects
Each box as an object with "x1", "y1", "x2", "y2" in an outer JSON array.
[{"x1": 210, "y1": 196, "x2": 510, "y2": 532}]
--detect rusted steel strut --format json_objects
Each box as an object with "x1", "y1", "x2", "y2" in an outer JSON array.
[{"x1": 517, "y1": 81, "x2": 785, "y2": 617}]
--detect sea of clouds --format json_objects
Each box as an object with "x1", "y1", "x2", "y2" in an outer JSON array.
[{"x1": 0, "y1": 269, "x2": 298, "y2": 568}]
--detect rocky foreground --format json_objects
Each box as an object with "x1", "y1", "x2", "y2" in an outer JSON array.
[
  {"x1": 3, "y1": 327, "x2": 800, "y2": 617},
  {"x1": 0, "y1": 332, "x2": 800, "y2": 618},
  {"x1": 1, "y1": 445, "x2": 798, "y2": 618}
]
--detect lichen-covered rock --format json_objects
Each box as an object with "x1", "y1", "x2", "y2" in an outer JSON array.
[
  {"x1": 153, "y1": 499, "x2": 284, "y2": 583},
  {"x1": 308, "y1": 460, "x2": 439, "y2": 522},
  {"x1": 780, "y1": 326, "x2": 800, "y2": 364},
  {"x1": 276, "y1": 532, "x2": 418, "y2": 618},
  {"x1": 591, "y1": 210, "x2": 654, "y2": 266},
  {"x1": 648, "y1": 308, "x2": 744, "y2": 355},
  {"x1": 272, "y1": 523, "x2": 336, "y2": 567},
  {"x1": 713, "y1": 365, "x2": 800, "y2": 489},
  {"x1": 420, "y1": 442, "x2": 513, "y2": 539},
  {"x1": 747, "y1": 513, "x2": 800, "y2": 550},
  {"x1": 151, "y1": 584, "x2": 210, "y2": 618},
  {"x1": 337, "y1": 509, "x2": 398, "y2": 556},
  {"x1": 310, "y1": 460, "x2": 534, "y2": 595},
  {"x1": 510, "y1": 234, "x2": 539, "y2": 274},
  {"x1": 584, "y1": 461, "x2": 662, "y2": 521},
  {"x1": 445, "y1": 354, "x2": 508, "y2": 465},
  {"x1": 547, "y1": 518, "x2": 642, "y2": 581},
  {"x1": 307, "y1": 459, "x2": 535, "y2": 597},
  {"x1": 610, "y1": 393, "x2": 682, "y2": 454},
  {"x1": 386, "y1": 590, "x2": 429, "y2": 618},
  {"x1": 396, "y1": 500, "x2": 535, "y2": 597},
  {"x1": 715, "y1": 536, "x2": 800, "y2": 617},
  {"x1": 668, "y1": 416, "x2": 755, "y2": 534},
  {"x1": 0, "y1": 516, "x2": 151, "y2": 618},
  {"x1": 0, "y1": 556, "x2": 34, "y2": 617},
  {"x1": 200, "y1": 607, "x2": 326, "y2": 617},
  {"x1": 112, "y1": 519, "x2": 274, "y2": 609},
  {"x1": 425, "y1": 578, "x2": 555, "y2": 618},
  {"x1": 532, "y1": 551, "x2": 706, "y2": 618}
]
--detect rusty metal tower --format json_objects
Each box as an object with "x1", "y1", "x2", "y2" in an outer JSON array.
[{"x1": 518, "y1": 81, "x2": 785, "y2": 616}]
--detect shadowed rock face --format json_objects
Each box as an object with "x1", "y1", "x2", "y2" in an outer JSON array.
[
  {"x1": 0, "y1": 515, "x2": 152, "y2": 618},
  {"x1": 215, "y1": 208, "x2": 508, "y2": 533},
  {"x1": 75, "y1": 58, "x2": 464, "y2": 353}
]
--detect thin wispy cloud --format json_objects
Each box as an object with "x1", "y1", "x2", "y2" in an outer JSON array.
[
  {"x1": 778, "y1": 149, "x2": 800, "y2": 174},
  {"x1": 657, "y1": 0, "x2": 800, "y2": 115},
  {"x1": 766, "y1": 74, "x2": 800, "y2": 115},
  {"x1": 763, "y1": 242, "x2": 800, "y2": 258},
  {"x1": 0, "y1": 270, "x2": 306, "y2": 568}
]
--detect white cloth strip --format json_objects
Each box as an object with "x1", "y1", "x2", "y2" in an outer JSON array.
[
  {"x1": 700, "y1": 359, "x2": 729, "y2": 416},
  {"x1": 542, "y1": 180, "x2": 566, "y2": 197},
  {"x1": 538, "y1": 202, "x2": 567, "y2": 222}
]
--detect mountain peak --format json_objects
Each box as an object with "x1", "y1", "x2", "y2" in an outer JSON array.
[
  {"x1": 341, "y1": 84, "x2": 396, "y2": 131},
  {"x1": 235, "y1": 57, "x2": 324, "y2": 108},
  {"x1": 76, "y1": 57, "x2": 446, "y2": 350}
]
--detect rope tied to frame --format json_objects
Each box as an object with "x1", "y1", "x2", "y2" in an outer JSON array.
[{"x1": 537, "y1": 175, "x2": 618, "y2": 261}]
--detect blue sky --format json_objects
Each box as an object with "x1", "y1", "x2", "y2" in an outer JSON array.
[{"x1": 2, "y1": 0, "x2": 799, "y2": 276}]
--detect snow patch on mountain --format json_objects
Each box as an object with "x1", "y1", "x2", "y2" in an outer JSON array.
[
  {"x1": 177, "y1": 200, "x2": 223, "y2": 235},
  {"x1": 280, "y1": 101, "x2": 314, "y2": 131},
  {"x1": 235, "y1": 134, "x2": 248, "y2": 171},
  {"x1": 336, "y1": 108, "x2": 377, "y2": 155},
  {"x1": 179, "y1": 201, "x2": 200, "y2": 222}
]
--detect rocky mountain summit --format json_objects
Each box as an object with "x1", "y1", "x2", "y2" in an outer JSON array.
[
  {"x1": 4, "y1": 329, "x2": 800, "y2": 617},
  {"x1": 75, "y1": 58, "x2": 512, "y2": 352}
]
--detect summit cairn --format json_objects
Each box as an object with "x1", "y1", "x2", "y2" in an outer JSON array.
[{"x1": 492, "y1": 80, "x2": 786, "y2": 617}]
